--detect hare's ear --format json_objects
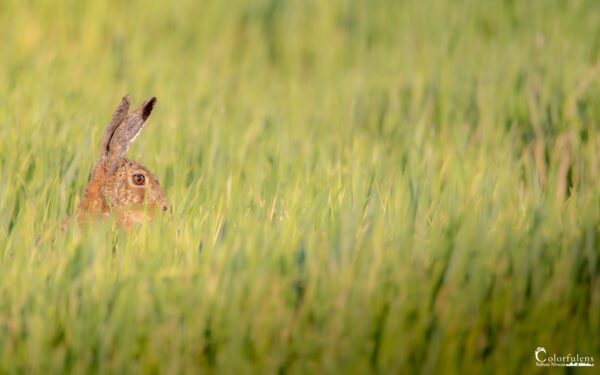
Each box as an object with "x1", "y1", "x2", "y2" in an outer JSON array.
[
  {"x1": 100, "y1": 95, "x2": 131, "y2": 158},
  {"x1": 106, "y1": 96, "x2": 156, "y2": 165}
]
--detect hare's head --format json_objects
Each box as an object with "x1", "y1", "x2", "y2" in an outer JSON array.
[{"x1": 79, "y1": 96, "x2": 167, "y2": 225}]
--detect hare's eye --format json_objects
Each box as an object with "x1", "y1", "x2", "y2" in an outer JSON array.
[{"x1": 132, "y1": 174, "x2": 145, "y2": 186}]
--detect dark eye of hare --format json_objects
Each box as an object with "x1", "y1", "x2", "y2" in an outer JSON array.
[{"x1": 132, "y1": 174, "x2": 145, "y2": 186}]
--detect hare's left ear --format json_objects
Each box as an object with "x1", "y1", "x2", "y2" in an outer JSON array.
[
  {"x1": 100, "y1": 95, "x2": 131, "y2": 158},
  {"x1": 105, "y1": 97, "x2": 157, "y2": 169}
]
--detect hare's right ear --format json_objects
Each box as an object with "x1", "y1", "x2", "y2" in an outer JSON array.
[{"x1": 100, "y1": 95, "x2": 131, "y2": 158}]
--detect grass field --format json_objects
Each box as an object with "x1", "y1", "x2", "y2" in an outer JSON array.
[{"x1": 1, "y1": 0, "x2": 599, "y2": 373}]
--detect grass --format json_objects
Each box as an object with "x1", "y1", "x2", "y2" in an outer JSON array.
[{"x1": 0, "y1": 0, "x2": 599, "y2": 373}]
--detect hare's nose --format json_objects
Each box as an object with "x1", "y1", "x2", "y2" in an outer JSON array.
[{"x1": 162, "y1": 204, "x2": 168, "y2": 212}]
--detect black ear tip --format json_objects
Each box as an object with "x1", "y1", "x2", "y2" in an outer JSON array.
[{"x1": 142, "y1": 97, "x2": 157, "y2": 121}]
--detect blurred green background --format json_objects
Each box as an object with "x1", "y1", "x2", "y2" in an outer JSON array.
[{"x1": 0, "y1": 0, "x2": 599, "y2": 373}]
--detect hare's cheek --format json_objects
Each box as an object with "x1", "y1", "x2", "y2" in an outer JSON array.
[{"x1": 135, "y1": 187, "x2": 145, "y2": 203}]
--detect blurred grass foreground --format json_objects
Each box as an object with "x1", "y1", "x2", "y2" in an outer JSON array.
[{"x1": 0, "y1": 0, "x2": 599, "y2": 373}]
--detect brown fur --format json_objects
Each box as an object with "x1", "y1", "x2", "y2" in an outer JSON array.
[{"x1": 78, "y1": 96, "x2": 167, "y2": 228}]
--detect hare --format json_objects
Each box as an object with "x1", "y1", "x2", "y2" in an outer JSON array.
[{"x1": 78, "y1": 95, "x2": 168, "y2": 228}]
